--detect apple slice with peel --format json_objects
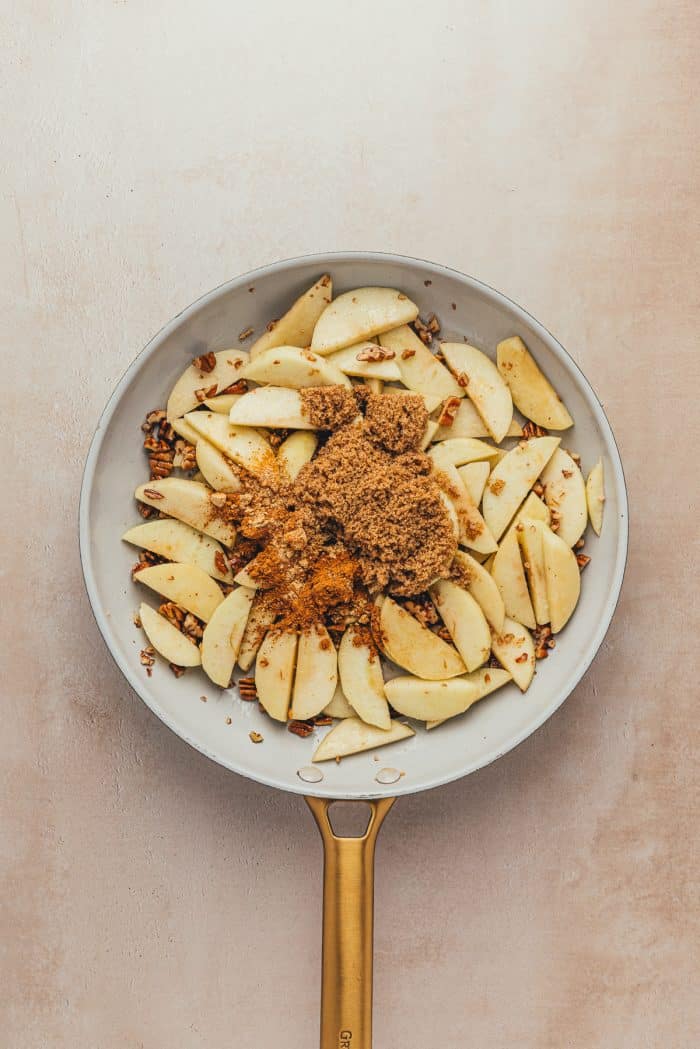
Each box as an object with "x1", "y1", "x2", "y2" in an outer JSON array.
[
  {"x1": 122, "y1": 519, "x2": 233, "y2": 583},
  {"x1": 491, "y1": 528, "x2": 536, "y2": 630},
  {"x1": 542, "y1": 527, "x2": 581, "y2": 633},
  {"x1": 457, "y1": 461, "x2": 490, "y2": 506},
  {"x1": 384, "y1": 676, "x2": 482, "y2": 721},
  {"x1": 195, "y1": 439, "x2": 243, "y2": 493},
  {"x1": 200, "y1": 586, "x2": 255, "y2": 686},
  {"x1": 289, "y1": 624, "x2": 338, "y2": 720},
  {"x1": 338, "y1": 625, "x2": 390, "y2": 729},
  {"x1": 237, "y1": 600, "x2": 276, "y2": 672},
  {"x1": 517, "y1": 518, "x2": 549, "y2": 625},
  {"x1": 426, "y1": 667, "x2": 512, "y2": 728},
  {"x1": 312, "y1": 717, "x2": 414, "y2": 762},
  {"x1": 430, "y1": 579, "x2": 491, "y2": 672},
  {"x1": 440, "y1": 343, "x2": 513, "y2": 442},
  {"x1": 586, "y1": 459, "x2": 605, "y2": 535},
  {"x1": 429, "y1": 437, "x2": 500, "y2": 470},
  {"x1": 311, "y1": 288, "x2": 419, "y2": 354},
  {"x1": 378, "y1": 597, "x2": 465, "y2": 680},
  {"x1": 325, "y1": 343, "x2": 402, "y2": 381},
  {"x1": 435, "y1": 398, "x2": 523, "y2": 441},
  {"x1": 203, "y1": 394, "x2": 242, "y2": 414},
  {"x1": 496, "y1": 336, "x2": 573, "y2": 430},
  {"x1": 255, "y1": 630, "x2": 298, "y2": 722},
  {"x1": 324, "y1": 684, "x2": 355, "y2": 719},
  {"x1": 482, "y1": 436, "x2": 561, "y2": 540},
  {"x1": 277, "y1": 431, "x2": 318, "y2": 482},
  {"x1": 242, "y1": 345, "x2": 351, "y2": 388},
  {"x1": 250, "y1": 274, "x2": 332, "y2": 358},
  {"x1": 451, "y1": 549, "x2": 505, "y2": 632},
  {"x1": 382, "y1": 385, "x2": 443, "y2": 414},
  {"x1": 166, "y1": 348, "x2": 248, "y2": 423},
  {"x1": 185, "y1": 411, "x2": 277, "y2": 480},
  {"x1": 379, "y1": 326, "x2": 464, "y2": 400},
  {"x1": 135, "y1": 479, "x2": 236, "y2": 546},
  {"x1": 139, "y1": 603, "x2": 202, "y2": 667},
  {"x1": 134, "y1": 562, "x2": 224, "y2": 622},
  {"x1": 228, "y1": 387, "x2": 318, "y2": 430},
  {"x1": 434, "y1": 465, "x2": 498, "y2": 555},
  {"x1": 491, "y1": 618, "x2": 535, "y2": 691},
  {"x1": 540, "y1": 448, "x2": 587, "y2": 547}
]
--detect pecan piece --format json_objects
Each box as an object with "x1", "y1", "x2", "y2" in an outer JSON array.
[{"x1": 193, "y1": 350, "x2": 216, "y2": 372}]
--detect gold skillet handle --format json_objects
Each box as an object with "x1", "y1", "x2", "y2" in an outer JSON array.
[{"x1": 306, "y1": 797, "x2": 396, "y2": 1049}]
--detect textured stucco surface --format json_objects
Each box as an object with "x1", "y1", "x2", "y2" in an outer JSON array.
[{"x1": 3, "y1": 2, "x2": 699, "y2": 1046}]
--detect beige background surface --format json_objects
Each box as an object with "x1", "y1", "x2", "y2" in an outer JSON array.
[{"x1": 3, "y1": 2, "x2": 699, "y2": 1047}]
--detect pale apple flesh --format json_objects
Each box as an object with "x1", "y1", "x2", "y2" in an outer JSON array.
[
  {"x1": 481, "y1": 436, "x2": 561, "y2": 540},
  {"x1": 200, "y1": 586, "x2": 255, "y2": 687},
  {"x1": 195, "y1": 439, "x2": 243, "y2": 494},
  {"x1": 433, "y1": 465, "x2": 498, "y2": 555},
  {"x1": 435, "y1": 398, "x2": 523, "y2": 441},
  {"x1": 249, "y1": 274, "x2": 332, "y2": 358},
  {"x1": 491, "y1": 618, "x2": 535, "y2": 691},
  {"x1": 384, "y1": 676, "x2": 481, "y2": 721},
  {"x1": 133, "y1": 562, "x2": 224, "y2": 622},
  {"x1": 312, "y1": 717, "x2": 414, "y2": 762},
  {"x1": 496, "y1": 336, "x2": 573, "y2": 430},
  {"x1": 428, "y1": 437, "x2": 501, "y2": 470},
  {"x1": 451, "y1": 549, "x2": 505, "y2": 632},
  {"x1": 135, "y1": 479, "x2": 236, "y2": 547},
  {"x1": 457, "y1": 461, "x2": 491, "y2": 507},
  {"x1": 166, "y1": 348, "x2": 249, "y2": 423},
  {"x1": 311, "y1": 288, "x2": 419, "y2": 354},
  {"x1": 255, "y1": 630, "x2": 298, "y2": 722},
  {"x1": 122, "y1": 519, "x2": 233, "y2": 582},
  {"x1": 542, "y1": 527, "x2": 581, "y2": 633},
  {"x1": 184, "y1": 411, "x2": 278, "y2": 480},
  {"x1": 426, "y1": 667, "x2": 512, "y2": 728},
  {"x1": 323, "y1": 684, "x2": 356, "y2": 719},
  {"x1": 586, "y1": 459, "x2": 605, "y2": 535},
  {"x1": 378, "y1": 597, "x2": 466, "y2": 679},
  {"x1": 289, "y1": 625, "x2": 338, "y2": 721},
  {"x1": 277, "y1": 431, "x2": 318, "y2": 482},
  {"x1": 516, "y1": 518, "x2": 550, "y2": 626},
  {"x1": 237, "y1": 600, "x2": 276, "y2": 672},
  {"x1": 139, "y1": 602, "x2": 202, "y2": 667},
  {"x1": 241, "y1": 345, "x2": 352, "y2": 388},
  {"x1": 430, "y1": 579, "x2": 491, "y2": 672},
  {"x1": 379, "y1": 325, "x2": 464, "y2": 400},
  {"x1": 228, "y1": 386, "x2": 319, "y2": 430},
  {"x1": 326, "y1": 343, "x2": 402, "y2": 381},
  {"x1": 440, "y1": 342, "x2": 514, "y2": 443},
  {"x1": 540, "y1": 447, "x2": 587, "y2": 547},
  {"x1": 337, "y1": 625, "x2": 390, "y2": 729},
  {"x1": 490, "y1": 527, "x2": 536, "y2": 629},
  {"x1": 203, "y1": 394, "x2": 242, "y2": 414}
]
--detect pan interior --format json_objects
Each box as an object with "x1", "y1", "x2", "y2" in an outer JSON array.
[{"x1": 80, "y1": 252, "x2": 628, "y2": 799}]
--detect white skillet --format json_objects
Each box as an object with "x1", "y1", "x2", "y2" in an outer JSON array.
[{"x1": 80, "y1": 252, "x2": 628, "y2": 1048}]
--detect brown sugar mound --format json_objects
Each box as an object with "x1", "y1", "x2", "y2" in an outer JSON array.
[
  {"x1": 301, "y1": 385, "x2": 359, "y2": 429},
  {"x1": 363, "y1": 391, "x2": 428, "y2": 453}
]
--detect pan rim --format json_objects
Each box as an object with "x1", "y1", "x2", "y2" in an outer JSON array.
[{"x1": 79, "y1": 250, "x2": 629, "y2": 799}]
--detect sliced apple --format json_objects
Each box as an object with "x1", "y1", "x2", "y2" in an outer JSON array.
[
  {"x1": 337, "y1": 625, "x2": 390, "y2": 729},
  {"x1": 166, "y1": 348, "x2": 249, "y2": 423},
  {"x1": 312, "y1": 717, "x2": 414, "y2": 763},
  {"x1": 135, "y1": 478, "x2": 236, "y2": 546},
  {"x1": 228, "y1": 387, "x2": 318, "y2": 430},
  {"x1": 440, "y1": 343, "x2": 513, "y2": 442},
  {"x1": 540, "y1": 448, "x2": 587, "y2": 547},
  {"x1": 435, "y1": 398, "x2": 523, "y2": 441},
  {"x1": 277, "y1": 431, "x2": 318, "y2": 482},
  {"x1": 326, "y1": 343, "x2": 402, "y2": 381},
  {"x1": 364, "y1": 377, "x2": 384, "y2": 395},
  {"x1": 378, "y1": 597, "x2": 465, "y2": 680},
  {"x1": 311, "y1": 288, "x2": 419, "y2": 354},
  {"x1": 122, "y1": 519, "x2": 233, "y2": 583},
  {"x1": 237, "y1": 599, "x2": 276, "y2": 672},
  {"x1": 289, "y1": 625, "x2": 338, "y2": 721},
  {"x1": 438, "y1": 489, "x2": 460, "y2": 541},
  {"x1": 430, "y1": 579, "x2": 491, "y2": 672},
  {"x1": 517, "y1": 518, "x2": 549, "y2": 625},
  {"x1": 184, "y1": 411, "x2": 277, "y2": 481},
  {"x1": 203, "y1": 394, "x2": 242, "y2": 414},
  {"x1": 195, "y1": 439, "x2": 243, "y2": 493},
  {"x1": 491, "y1": 618, "x2": 535, "y2": 691},
  {"x1": 324, "y1": 684, "x2": 356, "y2": 719},
  {"x1": 382, "y1": 384, "x2": 443, "y2": 414},
  {"x1": 457, "y1": 461, "x2": 490, "y2": 506},
  {"x1": 250, "y1": 274, "x2": 333, "y2": 358},
  {"x1": 429, "y1": 437, "x2": 501, "y2": 470},
  {"x1": 426, "y1": 667, "x2": 512, "y2": 728},
  {"x1": 200, "y1": 586, "x2": 255, "y2": 686},
  {"x1": 134, "y1": 562, "x2": 224, "y2": 622},
  {"x1": 234, "y1": 561, "x2": 259, "y2": 588},
  {"x1": 541, "y1": 526, "x2": 581, "y2": 632},
  {"x1": 242, "y1": 345, "x2": 351, "y2": 388},
  {"x1": 379, "y1": 325, "x2": 464, "y2": 400},
  {"x1": 496, "y1": 336, "x2": 573, "y2": 430},
  {"x1": 170, "y1": 416, "x2": 203, "y2": 445},
  {"x1": 434, "y1": 465, "x2": 498, "y2": 555},
  {"x1": 502, "y1": 490, "x2": 551, "y2": 538},
  {"x1": 255, "y1": 630, "x2": 298, "y2": 722},
  {"x1": 139, "y1": 603, "x2": 202, "y2": 667},
  {"x1": 491, "y1": 528, "x2": 536, "y2": 629},
  {"x1": 586, "y1": 458, "x2": 605, "y2": 536},
  {"x1": 481, "y1": 436, "x2": 561, "y2": 540},
  {"x1": 384, "y1": 676, "x2": 482, "y2": 721},
  {"x1": 420, "y1": 419, "x2": 440, "y2": 451},
  {"x1": 451, "y1": 549, "x2": 505, "y2": 632}
]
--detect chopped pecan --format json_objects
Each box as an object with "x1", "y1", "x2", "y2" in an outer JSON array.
[
  {"x1": 533, "y1": 624, "x2": 554, "y2": 660},
  {"x1": 220, "y1": 379, "x2": 249, "y2": 395},
  {"x1": 522, "y1": 421, "x2": 549, "y2": 439},
  {"x1": 194, "y1": 383, "x2": 218, "y2": 402},
  {"x1": 137, "y1": 502, "x2": 155, "y2": 519},
  {"x1": 238, "y1": 677, "x2": 258, "y2": 700},
  {"x1": 193, "y1": 351, "x2": 216, "y2": 373},
  {"x1": 574, "y1": 538, "x2": 586, "y2": 551},
  {"x1": 158, "y1": 601, "x2": 184, "y2": 627},
  {"x1": 140, "y1": 646, "x2": 155, "y2": 668},
  {"x1": 455, "y1": 371, "x2": 469, "y2": 388},
  {"x1": 533, "y1": 482, "x2": 545, "y2": 497},
  {"x1": 214, "y1": 551, "x2": 229, "y2": 576},
  {"x1": 182, "y1": 613, "x2": 203, "y2": 641},
  {"x1": 149, "y1": 457, "x2": 174, "y2": 479},
  {"x1": 576, "y1": 553, "x2": 591, "y2": 570},
  {"x1": 249, "y1": 731, "x2": 264, "y2": 743},
  {"x1": 142, "y1": 487, "x2": 164, "y2": 500},
  {"x1": 238, "y1": 327, "x2": 254, "y2": 342},
  {"x1": 288, "y1": 720, "x2": 314, "y2": 738},
  {"x1": 413, "y1": 317, "x2": 433, "y2": 345},
  {"x1": 169, "y1": 663, "x2": 186, "y2": 678},
  {"x1": 514, "y1": 653, "x2": 529, "y2": 664},
  {"x1": 174, "y1": 440, "x2": 197, "y2": 471},
  {"x1": 313, "y1": 715, "x2": 333, "y2": 726},
  {"x1": 489, "y1": 478, "x2": 505, "y2": 495},
  {"x1": 438, "y1": 397, "x2": 461, "y2": 428},
  {"x1": 401, "y1": 348, "x2": 416, "y2": 360},
  {"x1": 356, "y1": 345, "x2": 395, "y2": 362}
]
